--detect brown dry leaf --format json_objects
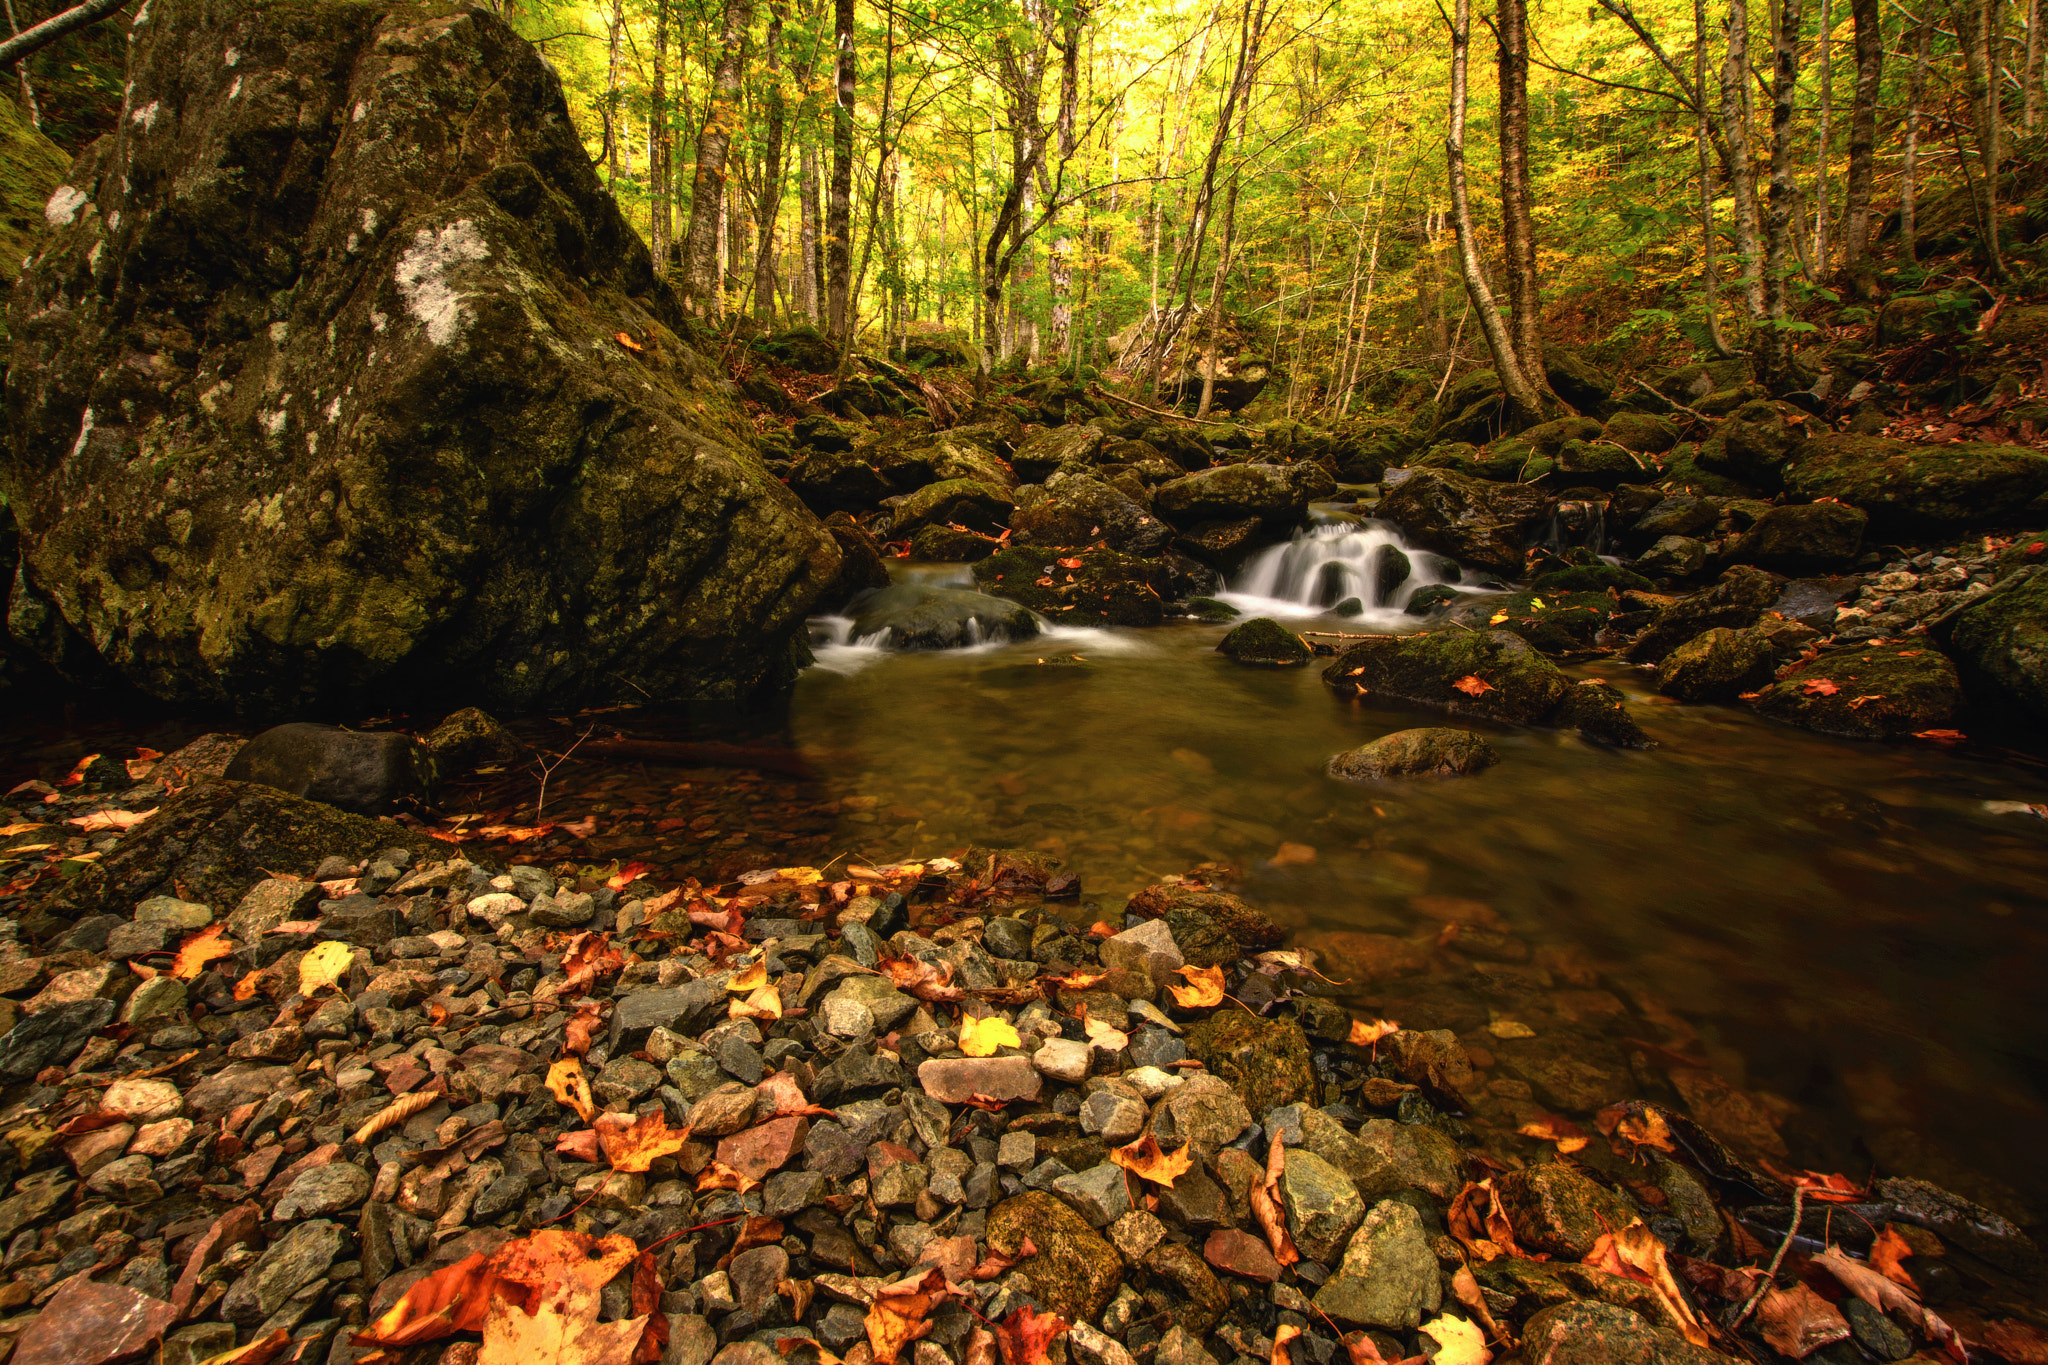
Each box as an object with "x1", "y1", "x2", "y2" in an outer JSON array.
[
  {"x1": 877, "y1": 954, "x2": 966, "y2": 1004},
  {"x1": 958, "y1": 1014, "x2": 1022, "y2": 1057},
  {"x1": 1446, "y1": 1180, "x2": 1525, "y2": 1262},
  {"x1": 730, "y1": 984, "x2": 784, "y2": 1022},
  {"x1": 1040, "y1": 967, "x2": 1111, "y2": 990},
  {"x1": 614, "y1": 332, "x2": 644, "y2": 353},
  {"x1": 594, "y1": 1111, "x2": 691, "y2": 1174},
  {"x1": 192, "y1": 1329, "x2": 296, "y2": 1365},
  {"x1": 1813, "y1": 1245, "x2": 1965, "y2": 1364},
  {"x1": 1869, "y1": 1226, "x2": 1917, "y2": 1291},
  {"x1": 992, "y1": 1304, "x2": 1069, "y2": 1365},
  {"x1": 1452, "y1": 675, "x2": 1495, "y2": 696},
  {"x1": 696, "y1": 1161, "x2": 763, "y2": 1194},
  {"x1": 1417, "y1": 1316, "x2": 1490, "y2": 1365},
  {"x1": 1581, "y1": 1220, "x2": 1711, "y2": 1348},
  {"x1": 351, "y1": 1090, "x2": 441, "y2": 1146},
  {"x1": 864, "y1": 1267, "x2": 947, "y2": 1365},
  {"x1": 1110, "y1": 1134, "x2": 1193, "y2": 1189},
  {"x1": 1076, "y1": 1004, "x2": 1128, "y2": 1052},
  {"x1": 1802, "y1": 678, "x2": 1841, "y2": 696},
  {"x1": 728, "y1": 960, "x2": 769, "y2": 993},
  {"x1": 479, "y1": 1271, "x2": 647, "y2": 1365},
  {"x1": 172, "y1": 924, "x2": 235, "y2": 980},
  {"x1": 964, "y1": 1236, "x2": 1035, "y2": 1281},
  {"x1": 297, "y1": 940, "x2": 354, "y2": 996},
  {"x1": 1250, "y1": 1137, "x2": 1300, "y2": 1267},
  {"x1": 546, "y1": 1057, "x2": 598, "y2": 1124},
  {"x1": 1347, "y1": 1017, "x2": 1399, "y2": 1047},
  {"x1": 1754, "y1": 1282, "x2": 1851, "y2": 1359},
  {"x1": 1449, "y1": 1265, "x2": 1507, "y2": 1345},
  {"x1": 353, "y1": 1251, "x2": 503, "y2": 1350},
  {"x1": 1271, "y1": 1324, "x2": 1302, "y2": 1365},
  {"x1": 564, "y1": 1000, "x2": 607, "y2": 1057},
  {"x1": 66, "y1": 807, "x2": 156, "y2": 833},
  {"x1": 1167, "y1": 964, "x2": 1226, "y2": 1008},
  {"x1": 1338, "y1": 1333, "x2": 1425, "y2": 1365}
]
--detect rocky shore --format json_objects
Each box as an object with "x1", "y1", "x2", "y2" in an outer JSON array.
[{"x1": 0, "y1": 747, "x2": 2039, "y2": 1365}]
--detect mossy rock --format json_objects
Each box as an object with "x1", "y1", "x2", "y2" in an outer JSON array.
[
  {"x1": 985, "y1": 1192, "x2": 1122, "y2": 1324},
  {"x1": 1552, "y1": 679, "x2": 1656, "y2": 748},
  {"x1": 1785, "y1": 434, "x2": 2048, "y2": 533},
  {"x1": 1447, "y1": 592, "x2": 1612, "y2": 656},
  {"x1": 1217, "y1": 617, "x2": 1312, "y2": 666},
  {"x1": 1554, "y1": 439, "x2": 1645, "y2": 489},
  {"x1": 1655, "y1": 626, "x2": 1777, "y2": 702},
  {"x1": 1660, "y1": 442, "x2": 1759, "y2": 498},
  {"x1": 1494, "y1": 1163, "x2": 1640, "y2": 1259},
  {"x1": 1601, "y1": 412, "x2": 1679, "y2": 455},
  {"x1": 0, "y1": 98, "x2": 70, "y2": 346},
  {"x1": 1519, "y1": 416, "x2": 1604, "y2": 454},
  {"x1": 1528, "y1": 565, "x2": 1656, "y2": 594},
  {"x1": 1947, "y1": 568, "x2": 2048, "y2": 723},
  {"x1": 1625, "y1": 567, "x2": 1784, "y2": 663},
  {"x1": 1752, "y1": 643, "x2": 1964, "y2": 738},
  {"x1": 1323, "y1": 628, "x2": 1571, "y2": 723},
  {"x1": 971, "y1": 545, "x2": 1169, "y2": 627},
  {"x1": 1185, "y1": 596, "x2": 1241, "y2": 623},
  {"x1": 1404, "y1": 584, "x2": 1462, "y2": 616},
  {"x1": 1125, "y1": 884, "x2": 1284, "y2": 951},
  {"x1": 887, "y1": 479, "x2": 1017, "y2": 537},
  {"x1": 1157, "y1": 907, "x2": 1241, "y2": 968},
  {"x1": 1185, "y1": 1012, "x2": 1319, "y2": 1117},
  {"x1": 1327, "y1": 728, "x2": 1500, "y2": 780},
  {"x1": 910, "y1": 525, "x2": 1000, "y2": 562}
]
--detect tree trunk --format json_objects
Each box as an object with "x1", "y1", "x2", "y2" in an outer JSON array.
[
  {"x1": 602, "y1": 0, "x2": 623, "y2": 187},
  {"x1": 1696, "y1": 0, "x2": 1733, "y2": 353},
  {"x1": 650, "y1": 0, "x2": 671, "y2": 269},
  {"x1": 1956, "y1": 0, "x2": 2007, "y2": 279},
  {"x1": 683, "y1": 0, "x2": 754, "y2": 312},
  {"x1": 2027, "y1": 0, "x2": 2042, "y2": 131},
  {"x1": 1449, "y1": 0, "x2": 1543, "y2": 423},
  {"x1": 1840, "y1": 0, "x2": 1882, "y2": 274},
  {"x1": 799, "y1": 138, "x2": 824, "y2": 323},
  {"x1": 1901, "y1": 14, "x2": 1932, "y2": 250},
  {"x1": 1496, "y1": 0, "x2": 1544, "y2": 394},
  {"x1": 753, "y1": 0, "x2": 788, "y2": 325},
  {"x1": 825, "y1": 0, "x2": 856, "y2": 336},
  {"x1": 3, "y1": 0, "x2": 40, "y2": 128},
  {"x1": 1195, "y1": 171, "x2": 1240, "y2": 419},
  {"x1": 1760, "y1": 0, "x2": 1802, "y2": 387},
  {"x1": 1047, "y1": 8, "x2": 1086, "y2": 363},
  {"x1": 1811, "y1": 0, "x2": 1832, "y2": 271},
  {"x1": 1722, "y1": 0, "x2": 1767, "y2": 323}
]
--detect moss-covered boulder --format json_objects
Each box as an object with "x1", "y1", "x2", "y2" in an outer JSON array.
[
  {"x1": 0, "y1": 98, "x2": 70, "y2": 347},
  {"x1": 52, "y1": 780, "x2": 442, "y2": 920},
  {"x1": 1601, "y1": 412, "x2": 1678, "y2": 455},
  {"x1": 973, "y1": 545, "x2": 1170, "y2": 627},
  {"x1": 1217, "y1": 617, "x2": 1312, "y2": 666},
  {"x1": 885, "y1": 478, "x2": 1017, "y2": 538},
  {"x1": 1660, "y1": 441, "x2": 1759, "y2": 497},
  {"x1": 1552, "y1": 678, "x2": 1656, "y2": 748},
  {"x1": 1785, "y1": 434, "x2": 2048, "y2": 532},
  {"x1": 1519, "y1": 416, "x2": 1604, "y2": 454},
  {"x1": 985, "y1": 1192, "x2": 1123, "y2": 1325},
  {"x1": 1946, "y1": 568, "x2": 2048, "y2": 723},
  {"x1": 1528, "y1": 564, "x2": 1656, "y2": 595},
  {"x1": 1327, "y1": 728, "x2": 1499, "y2": 780},
  {"x1": 1323, "y1": 629, "x2": 1571, "y2": 723},
  {"x1": 1185, "y1": 1012, "x2": 1318, "y2": 1117},
  {"x1": 1153, "y1": 462, "x2": 1337, "y2": 533},
  {"x1": 1625, "y1": 567, "x2": 1784, "y2": 663},
  {"x1": 1732, "y1": 501, "x2": 1867, "y2": 572},
  {"x1": 1125, "y1": 883, "x2": 1284, "y2": 952},
  {"x1": 909, "y1": 524, "x2": 1000, "y2": 562},
  {"x1": 1375, "y1": 469, "x2": 1555, "y2": 576},
  {"x1": 1519, "y1": 1301, "x2": 1723, "y2": 1365},
  {"x1": 5, "y1": 2, "x2": 840, "y2": 716},
  {"x1": 1700, "y1": 399, "x2": 1810, "y2": 486},
  {"x1": 1655, "y1": 626, "x2": 1777, "y2": 702},
  {"x1": 1009, "y1": 473, "x2": 1171, "y2": 556},
  {"x1": 1552, "y1": 439, "x2": 1643, "y2": 489},
  {"x1": 1448, "y1": 591, "x2": 1613, "y2": 655},
  {"x1": 1494, "y1": 1163, "x2": 1640, "y2": 1259},
  {"x1": 1751, "y1": 643, "x2": 1964, "y2": 738},
  {"x1": 1185, "y1": 596, "x2": 1241, "y2": 623},
  {"x1": 1010, "y1": 424, "x2": 1108, "y2": 483},
  {"x1": 846, "y1": 584, "x2": 1039, "y2": 650}
]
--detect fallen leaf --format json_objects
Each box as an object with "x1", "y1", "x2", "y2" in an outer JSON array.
[
  {"x1": 66, "y1": 807, "x2": 156, "y2": 833},
  {"x1": 1110, "y1": 1134, "x2": 1193, "y2": 1188},
  {"x1": 1788, "y1": 1170, "x2": 1867, "y2": 1203},
  {"x1": 1802, "y1": 678, "x2": 1841, "y2": 696},
  {"x1": 1348, "y1": 1017, "x2": 1399, "y2": 1048},
  {"x1": 1417, "y1": 1315, "x2": 1490, "y2": 1365},
  {"x1": 1516, "y1": 1115, "x2": 1589, "y2": 1154},
  {"x1": 1040, "y1": 968, "x2": 1111, "y2": 990},
  {"x1": 1448, "y1": 1265, "x2": 1506, "y2": 1344},
  {"x1": 1338, "y1": 1333, "x2": 1426, "y2": 1365},
  {"x1": 1447, "y1": 1179, "x2": 1525, "y2": 1262},
  {"x1": 730, "y1": 985, "x2": 784, "y2": 1022},
  {"x1": 1582, "y1": 1220, "x2": 1711, "y2": 1348},
  {"x1": 992, "y1": 1304, "x2": 1068, "y2": 1365},
  {"x1": 1056, "y1": 557, "x2": 1084, "y2": 569},
  {"x1": 1485, "y1": 1017, "x2": 1536, "y2": 1039},
  {"x1": 57, "y1": 754, "x2": 100, "y2": 787},
  {"x1": 556, "y1": 1130, "x2": 603, "y2": 1163},
  {"x1": 1167, "y1": 964, "x2": 1225, "y2": 1008},
  {"x1": 595, "y1": 1110, "x2": 691, "y2": 1174},
  {"x1": 696, "y1": 1161, "x2": 763, "y2": 1194},
  {"x1": 563, "y1": 1000, "x2": 606, "y2": 1056},
  {"x1": 958, "y1": 1014, "x2": 1022, "y2": 1057},
  {"x1": 1913, "y1": 729, "x2": 1968, "y2": 743},
  {"x1": 1753, "y1": 1281, "x2": 1851, "y2": 1359},
  {"x1": 1488, "y1": 611, "x2": 1510, "y2": 625},
  {"x1": 351, "y1": 1090, "x2": 441, "y2": 1146},
  {"x1": 192, "y1": 1329, "x2": 295, "y2": 1365},
  {"x1": 1077, "y1": 1006, "x2": 1128, "y2": 1052},
  {"x1": 877, "y1": 954, "x2": 966, "y2": 1004},
  {"x1": 1869, "y1": 1226, "x2": 1917, "y2": 1291},
  {"x1": 546, "y1": 1057, "x2": 598, "y2": 1124},
  {"x1": 1250, "y1": 1137, "x2": 1300, "y2": 1266},
  {"x1": 728, "y1": 960, "x2": 769, "y2": 993},
  {"x1": 172, "y1": 924, "x2": 235, "y2": 980},
  {"x1": 297, "y1": 940, "x2": 354, "y2": 996},
  {"x1": 1452, "y1": 675, "x2": 1495, "y2": 697},
  {"x1": 864, "y1": 1267, "x2": 948, "y2": 1365},
  {"x1": 964, "y1": 1236, "x2": 1035, "y2": 1281},
  {"x1": 615, "y1": 331, "x2": 644, "y2": 352},
  {"x1": 606, "y1": 862, "x2": 653, "y2": 891},
  {"x1": 479, "y1": 1270, "x2": 647, "y2": 1365},
  {"x1": 1272, "y1": 1324, "x2": 1302, "y2": 1365},
  {"x1": 0, "y1": 823, "x2": 46, "y2": 836},
  {"x1": 1813, "y1": 1244, "x2": 1965, "y2": 1364},
  {"x1": 354, "y1": 1251, "x2": 502, "y2": 1350}
]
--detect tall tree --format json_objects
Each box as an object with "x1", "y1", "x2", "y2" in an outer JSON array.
[
  {"x1": 752, "y1": 0, "x2": 790, "y2": 324},
  {"x1": 1448, "y1": 0, "x2": 1542, "y2": 422},
  {"x1": 602, "y1": 0, "x2": 624, "y2": 187},
  {"x1": 825, "y1": 0, "x2": 856, "y2": 336},
  {"x1": 1722, "y1": 0, "x2": 1766, "y2": 324},
  {"x1": 1900, "y1": 12, "x2": 1933, "y2": 249},
  {"x1": 1760, "y1": 0, "x2": 1802, "y2": 385},
  {"x1": 1046, "y1": 5, "x2": 1089, "y2": 363},
  {"x1": 1695, "y1": 0, "x2": 1733, "y2": 353},
  {"x1": 650, "y1": 0, "x2": 673, "y2": 269},
  {"x1": 683, "y1": 0, "x2": 756, "y2": 312},
  {"x1": 1955, "y1": 0, "x2": 2007, "y2": 279},
  {"x1": 1840, "y1": 0, "x2": 1883, "y2": 278},
  {"x1": 1496, "y1": 0, "x2": 1544, "y2": 395}
]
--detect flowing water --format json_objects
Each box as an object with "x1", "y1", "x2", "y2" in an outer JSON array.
[{"x1": 8, "y1": 514, "x2": 2048, "y2": 1221}]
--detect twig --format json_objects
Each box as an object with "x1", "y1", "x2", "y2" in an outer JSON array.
[
  {"x1": 1634, "y1": 378, "x2": 1717, "y2": 428},
  {"x1": 1731, "y1": 1185, "x2": 1804, "y2": 1330},
  {"x1": 534, "y1": 725, "x2": 596, "y2": 821},
  {"x1": 1086, "y1": 382, "x2": 1238, "y2": 428},
  {"x1": 1297, "y1": 629, "x2": 1381, "y2": 639}
]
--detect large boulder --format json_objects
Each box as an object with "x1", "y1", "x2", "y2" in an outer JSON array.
[
  {"x1": 1699, "y1": 399, "x2": 1809, "y2": 486},
  {"x1": 1784, "y1": 434, "x2": 2048, "y2": 532},
  {"x1": 1944, "y1": 567, "x2": 2048, "y2": 724},
  {"x1": 4, "y1": 2, "x2": 838, "y2": 716},
  {"x1": 223, "y1": 723, "x2": 436, "y2": 813},
  {"x1": 1731, "y1": 502, "x2": 1866, "y2": 572},
  {"x1": 972, "y1": 546, "x2": 1186, "y2": 628},
  {"x1": 1010, "y1": 425, "x2": 1109, "y2": 483},
  {"x1": 1327, "y1": 728, "x2": 1500, "y2": 780},
  {"x1": 1322, "y1": 629, "x2": 1571, "y2": 724},
  {"x1": 1153, "y1": 463, "x2": 1335, "y2": 534},
  {"x1": 844, "y1": 585, "x2": 1039, "y2": 651},
  {"x1": 1751, "y1": 643, "x2": 1964, "y2": 738},
  {"x1": 1375, "y1": 469, "x2": 1554, "y2": 577},
  {"x1": 1009, "y1": 474, "x2": 1171, "y2": 556},
  {"x1": 1625, "y1": 567, "x2": 1784, "y2": 663}
]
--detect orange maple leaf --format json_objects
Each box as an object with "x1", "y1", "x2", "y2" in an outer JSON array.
[
  {"x1": 1166, "y1": 964, "x2": 1225, "y2": 1008},
  {"x1": 606, "y1": 862, "x2": 653, "y2": 891},
  {"x1": 1582, "y1": 1221, "x2": 1712, "y2": 1348},
  {"x1": 615, "y1": 332, "x2": 645, "y2": 352},
  {"x1": 1056, "y1": 557, "x2": 1084, "y2": 569},
  {"x1": 595, "y1": 1110, "x2": 691, "y2": 1174},
  {"x1": 993, "y1": 1304, "x2": 1069, "y2": 1365},
  {"x1": 563, "y1": 1000, "x2": 606, "y2": 1056},
  {"x1": 1109, "y1": 1134, "x2": 1194, "y2": 1188},
  {"x1": 171, "y1": 924, "x2": 234, "y2": 980},
  {"x1": 1869, "y1": 1226, "x2": 1917, "y2": 1291},
  {"x1": 545, "y1": 1057, "x2": 598, "y2": 1124},
  {"x1": 864, "y1": 1268, "x2": 949, "y2": 1365},
  {"x1": 1802, "y1": 678, "x2": 1841, "y2": 696},
  {"x1": 1347, "y1": 1017, "x2": 1399, "y2": 1048},
  {"x1": 1452, "y1": 675, "x2": 1494, "y2": 697}
]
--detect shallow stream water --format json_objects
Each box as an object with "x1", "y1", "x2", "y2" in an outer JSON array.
[{"x1": 8, "y1": 515, "x2": 2048, "y2": 1227}]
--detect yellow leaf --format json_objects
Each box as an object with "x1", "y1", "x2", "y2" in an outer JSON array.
[
  {"x1": 1417, "y1": 1315, "x2": 1491, "y2": 1365},
  {"x1": 730, "y1": 984, "x2": 784, "y2": 1021},
  {"x1": 958, "y1": 1014, "x2": 1021, "y2": 1057},
  {"x1": 776, "y1": 867, "x2": 824, "y2": 885},
  {"x1": 298, "y1": 940, "x2": 354, "y2": 996},
  {"x1": 1488, "y1": 611, "x2": 1510, "y2": 625},
  {"x1": 1109, "y1": 1133, "x2": 1193, "y2": 1188},
  {"x1": 1348, "y1": 1017, "x2": 1399, "y2": 1047},
  {"x1": 728, "y1": 960, "x2": 768, "y2": 992},
  {"x1": 546, "y1": 1057, "x2": 598, "y2": 1124},
  {"x1": 0, "y1": 823, "x2": 47, "y2": 836},
  {"x1": 1167, "y1": 964, "x2": 1225, "y2": 1008}
]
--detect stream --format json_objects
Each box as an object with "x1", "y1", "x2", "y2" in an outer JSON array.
[{"x1": 8, "y1": 513, "x2": 2048, "y2": 1226}]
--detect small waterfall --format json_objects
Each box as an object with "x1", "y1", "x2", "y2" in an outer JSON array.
[
  {"x1": 808, "y1": 614, "x2": 894, "y2": 674},
  {"x1": 1220, "y1": 520, "x2": 1463, "y2": 620}
]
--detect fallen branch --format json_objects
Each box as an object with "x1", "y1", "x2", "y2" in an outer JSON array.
[
  {"x1": 1086, "y1": 382, "x2": 1238, "y2": 428},
  {"x1": 1731, "y1": 1185, "x2": 1804, "y2": 1330},
  {"x1": 0, "y1": 0, "x2": 130, "y2": 69},
  {"x1": 1633, "y1": 378, "x2": 1717, "y2": 428}
]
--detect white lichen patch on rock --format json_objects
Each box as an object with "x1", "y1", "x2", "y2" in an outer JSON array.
[
  {"x1": 44, "y1": 185, "x2": 88, "y2": 227},
  {"x1": 395, "y1": 221, "x2": 489, "y2": 347}
]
